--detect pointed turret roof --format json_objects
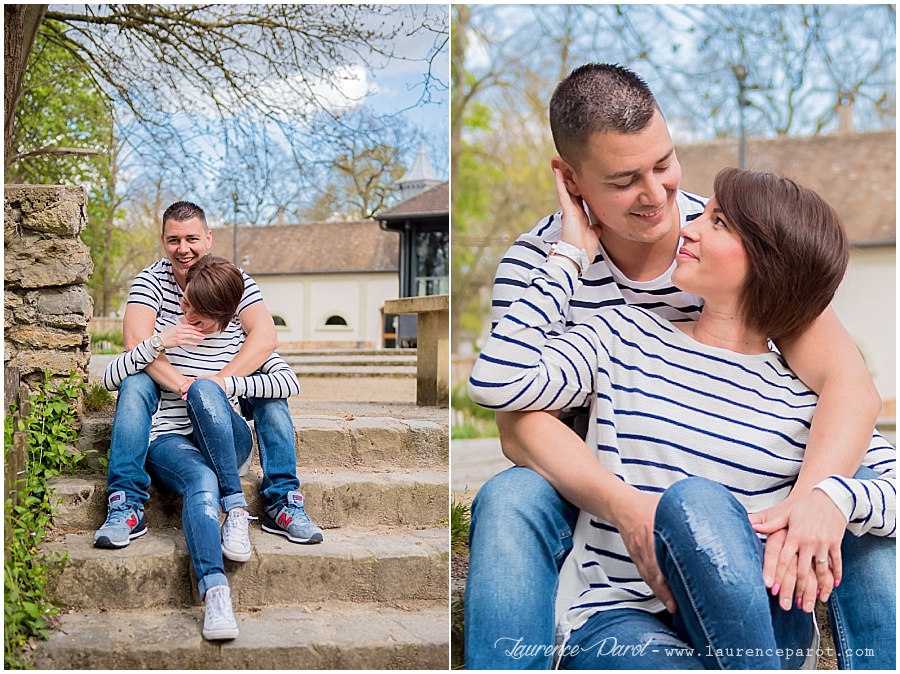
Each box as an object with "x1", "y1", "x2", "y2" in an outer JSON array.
[{"x1": 399, "y1": 141, "x2": 440, "y2": 185}]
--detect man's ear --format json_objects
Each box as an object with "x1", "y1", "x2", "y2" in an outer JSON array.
[{"x1": 550, "y1": 156, "x2": 581, "y2": 196}]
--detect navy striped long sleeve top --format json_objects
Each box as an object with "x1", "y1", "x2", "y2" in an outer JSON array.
[{"x1": 469, "y1": 259, "x2": 895, "y2": 634}]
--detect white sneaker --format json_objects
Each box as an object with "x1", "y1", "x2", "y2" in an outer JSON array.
[
  {"x1": 202, "y1": 585, "x2": 239, "y2": 640},
  {"x1": 221, "y1": 508, "x2": 255, "y2": 562}
]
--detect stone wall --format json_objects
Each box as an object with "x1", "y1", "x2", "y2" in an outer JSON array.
[{"x1": 4, "y1": 185, "x2": 93, "y2": 398}]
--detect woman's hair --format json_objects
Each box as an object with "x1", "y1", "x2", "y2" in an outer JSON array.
[
  {"x1": 183, "y1": 255, "x2": 244, "y2": 331},
  {"x1": 713, "y1": 168, "x2": 849, "y2": 342}
]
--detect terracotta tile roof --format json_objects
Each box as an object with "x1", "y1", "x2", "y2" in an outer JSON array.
[
  {"x1": 210, "y1": 220, "x2": 399, "y2": 275},
  {"x1": 378, "y1": 181, "x2": 449, "y2": 219},
  {"x1": 677, "y1": 130, "x2": 895, "y2": 243}
]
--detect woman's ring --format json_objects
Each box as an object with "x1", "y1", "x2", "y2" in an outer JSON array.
[{"x1": 815, "y1": 558, "x2": 828, "y2": 564}]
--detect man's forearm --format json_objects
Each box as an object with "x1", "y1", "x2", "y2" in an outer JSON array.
[
  {"x1": 495, "y1": 410, "x2": 637, "y2": 523},
  {"x1": 791, "y1": 375, "x2": 881, "y2": 497},
  {"x1": 142, "y1": 355, "x2": 190, "y2": 392},
  {"x1": 216, "y1": 328, "x2": 277, "y2": 378},
  {"x1": 778, "y1": 307, "x2": 881, "y2": 499}
]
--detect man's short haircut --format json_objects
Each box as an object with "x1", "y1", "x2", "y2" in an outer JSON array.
[
  {"x1": 549, "y1": 63, "x2": 660, "y2": 167},
  {"x1": 713, "y1": 168, "x2": 849, "y2": 342},
  {"x1": 162, "y1": 201, "x2": 207, "y2": 233},
  {"x1": 183, "y1": 255, "x2": 244, "y2": 332}
]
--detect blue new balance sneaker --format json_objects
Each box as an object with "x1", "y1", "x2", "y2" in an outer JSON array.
[
  {"x1": 261, "y1": 491, "x2": 323, "y2": 544},
  {"x1": 93, "y1": 490, "x2": 147, "y2": 548}
]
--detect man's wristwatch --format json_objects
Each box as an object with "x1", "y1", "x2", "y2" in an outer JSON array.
[
  {"x1": 149, "y1": 334, "x2": 165, "y2": 354},
  {"x1": 548, "y1": 240, "x2": 590, "y2": 276}
]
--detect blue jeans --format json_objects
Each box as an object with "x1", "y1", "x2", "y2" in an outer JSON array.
[
  {"x1": 828, "y1": 466, "x2": 896, "y2": 670},
  {"x1": 185, "y1": 379, "x2": 251, "y2": 511},
  {"x1": 561, "y1": 479, "x2": 813, "y2": 670},
  {"x1": 106, "y1": 372, "x2": 300, "y2": 510},
  {"x1": 146, "y1": 430, "x2": 250, "y2": 598},
  {"x1": 465, "y1": 467, "x2": 895, "y2": 669},
  {"x1": 465, "y1": 467, "x2": 579, "y2": 669},
  {"x1": 239, "y1": 396, "x2": 300, "y2": 510},
  {"x1": 106, "y1": 372, "x2": 160, "y2": 504}
]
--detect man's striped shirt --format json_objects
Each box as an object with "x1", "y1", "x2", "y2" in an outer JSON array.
[
  {"x1": 127, "y1": 257, "x2": 264, "y2": 322},
  {"x1": 103, "y1": 315, "x2": 299, "y2": 441},
  {"x1": 469, "y1": 260, "x2": 896, "y2": 633},
  {"x1": 491, "y1": 190, "x2": 707, "y2": 334}
]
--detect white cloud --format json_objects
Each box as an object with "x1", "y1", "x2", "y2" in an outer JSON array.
[{"x1": 258, "y1": 64, "x2": 375, "y2": 116}]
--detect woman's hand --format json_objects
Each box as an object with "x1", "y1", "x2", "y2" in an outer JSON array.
[
  {"x1": 552, "y1": 166, "x2": 600, "y2": 262},
  {"x1": 158, "y1": 322, "x2": 205, "y2": 350},
  {"x1": 752, "y1": 490, "x2": 846, "y2": 612}
]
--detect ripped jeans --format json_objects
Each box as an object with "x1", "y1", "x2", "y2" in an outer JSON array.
[
  {"x1": 561, "y1": 478, "x2": 814, "y2": 669},
  {"x1": 145, "y1": 381, "x2": 252, "y2": 598}
]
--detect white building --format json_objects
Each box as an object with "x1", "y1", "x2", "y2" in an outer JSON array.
[{"x1": 212, "y1": 220, "x2": 399, "y2": 349}]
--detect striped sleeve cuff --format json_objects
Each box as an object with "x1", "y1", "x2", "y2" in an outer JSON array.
[
  {"x1": 813, "y1": 477, "x2": 855, "y2": 524},
  {"x1": 224, "y1": 377, "x2": 241, "y2": 398}
]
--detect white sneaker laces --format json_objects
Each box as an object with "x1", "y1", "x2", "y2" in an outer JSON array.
[
  {"x1": 204, "y1": 585, "x2": 237, "y2": 633},
  {"x1": 222, "y1": 509, "x2": 256, "y2": 553}
]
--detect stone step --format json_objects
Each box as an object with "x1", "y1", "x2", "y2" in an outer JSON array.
[
  {"x1": 282, "y1": 354, "x2": 417, "y2": 367},
  {"x1": 280, "y1": 347, "x2": 417, "y2": 377},
  {"x1": 75, "y1": 414, "x2": 449, "y2": 470},
  {"x1": 51, "y1": 470, "x2": 448, "y2": 531},
  {"x1": 290, "y1": 365, "x2": 416, "y2": 378},
  {"x1": 279, "y1": 348, "x2": 417, "y2": 359},
  {"x1": 33, "y1": 601, "x2": 448, "y2": 669},
  {"x1": 46, "y1": 527, "x2": 448, "y2": 610}
]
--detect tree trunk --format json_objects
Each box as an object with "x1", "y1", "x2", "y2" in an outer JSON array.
[
  {"x1": 4, "y1": 4, "x2": 47, "y2": 169},
  {"x1": 450, "y1": 5, "x2": 470, "y2": 195}
]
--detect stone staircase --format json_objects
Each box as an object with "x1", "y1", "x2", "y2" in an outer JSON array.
[
  {"x1": 34, "y1": 408, "x2": 449, "y2": 669},
  {"x1": 279, "y1": 349, "x2": 418, "y2": 378}
]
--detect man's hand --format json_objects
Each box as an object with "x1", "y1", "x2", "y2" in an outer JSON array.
[
  {"x1": 613, "y1": 489, "x2": 677, "y2": 613},
  {"x1": 752, "y1": 490, "x2": 845, "y2": 613}
]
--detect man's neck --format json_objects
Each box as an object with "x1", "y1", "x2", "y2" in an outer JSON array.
[
  {"x1": 600, "y1": 208, "x2": 682, "y2": 282},
  {"x1": 172, "y1": 265, "x2": 188, "y2": 291}
]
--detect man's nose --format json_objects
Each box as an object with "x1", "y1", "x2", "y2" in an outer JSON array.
[{"x1": 640, "y1": 175, "x2": 666, "y2": 206}]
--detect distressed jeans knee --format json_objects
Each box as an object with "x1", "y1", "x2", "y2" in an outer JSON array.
[
  {"x1": 653, "y1": 477, "x2": 813, "y2": 669},
  {"x1": 185, "y1": 380, "x2": 250, "y2": 510}
]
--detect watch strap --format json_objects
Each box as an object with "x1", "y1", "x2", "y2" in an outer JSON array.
[{"x1": 548, "y1": 241, "x2": 589, "y2": 276}]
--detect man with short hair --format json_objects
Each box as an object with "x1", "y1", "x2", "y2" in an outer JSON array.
[
  {"x1": 465, "y1": 63, "x2": 894, "y2": 669},
  {"x1": 94, "y1": 200, "x2": 323, "y2": 549}
]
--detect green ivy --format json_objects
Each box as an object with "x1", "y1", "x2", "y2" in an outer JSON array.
[{"x1": 4, "y1": 372, "x2": 86, "y2": 669}]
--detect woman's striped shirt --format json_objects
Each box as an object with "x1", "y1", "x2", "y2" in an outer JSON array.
[
  {"x1": 469, "y1": 260, "x2": 896, "y2": 633},
  {"x1": 103, "y1": 315, "x2": 300, "y2": 441},
  {"x1": 490, "y1": 190, "x2": 707, "y2": 333}
]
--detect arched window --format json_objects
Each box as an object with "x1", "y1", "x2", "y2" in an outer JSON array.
[
  {"x1": 272, "y1": 314, "x2": 288, "y2": 328},
  {"x1": 317, "y1": 312, "x2": 352, "y2": 330}
]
